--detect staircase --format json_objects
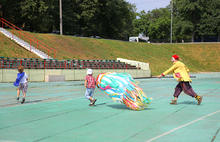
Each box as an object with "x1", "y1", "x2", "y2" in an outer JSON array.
[{"x1": 0, "y1": 27, "x2": 53, "y2": 59}]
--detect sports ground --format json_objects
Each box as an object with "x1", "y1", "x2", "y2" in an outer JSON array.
[{"x1": 0, "y1": 72, "x2": 219, "y2": 142}]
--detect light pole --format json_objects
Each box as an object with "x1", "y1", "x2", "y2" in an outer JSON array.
[
  {"x1": 60, "y1": 0, "x2": 63, "y2": 35},
  {"x1": 170, "y1": 0, "x2": 173, "y2": 43}
]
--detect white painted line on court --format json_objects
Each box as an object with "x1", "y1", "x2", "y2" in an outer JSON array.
[{"x1": 146, "y1": 109, "x2": 220, "y2": 142}]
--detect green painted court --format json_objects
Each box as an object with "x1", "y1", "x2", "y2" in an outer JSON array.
[{"x1": 0, "y1": 72, "x2": 219, "y2": 142}]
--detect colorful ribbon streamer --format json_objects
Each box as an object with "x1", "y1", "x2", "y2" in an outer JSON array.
[{"x1": 96, "y1": 72, "x2": 152, "y2": 110}]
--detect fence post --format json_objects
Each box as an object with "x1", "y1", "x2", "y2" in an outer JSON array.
[
  {"x1": 126, "y1": 63, "x2": 127, "y2": 69},
  {"x1": 64, "y1": 60, "x2": 66, "y2": 69},
  {"x1": 20, "y1": 60, "x2": 22, "y2": 66},
  {"x1": 44, "y1": 59, "x2": 46, "y2": 69},
  {"x1": 82, "y1": 60, "x2": 84, "y2": 69},
  {"x1": 53, "y1": 59, "x2": 55, "y2": 69},
  {"x1": 29, "y1": 59, "x2": 31, "y2": 69}
]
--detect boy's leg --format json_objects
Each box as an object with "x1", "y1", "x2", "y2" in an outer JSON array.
[
  {"x1": 17, "y1": 89, "x2": 20, "y2": 100},
  {"x1": 21, "y1": 91, "x2": 26, "y2": 104},
  {"x1": 90, "y1": 89, "x2": 97, "y2": 105},
  {"x1": 85, "y1": 88, "x2": 94, "y2": 106},
  {"x1": 89, "y1": 97, "x2": 94, "y2": 106},
  {"x1": 22, "y1": 92, "x2": 26, "y2": 98},
  {"x1": 21, "y1": 83, "x2": 28, "y2": 104}
]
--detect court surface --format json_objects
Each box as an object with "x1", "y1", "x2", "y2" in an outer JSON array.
[{"x1": 0, "y1": 72, "x2": 219, "y2": 142}]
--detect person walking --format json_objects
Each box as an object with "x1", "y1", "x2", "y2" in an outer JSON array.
[
  {"x1": 84, "y1": 69, "x2": 97, "y2": 106},
  {"x1": 158, "y1": 55, "x2": 202, "y2": 105},
  {"x1": 14, "y1": 65, "x2": 28, "y2": 104}
]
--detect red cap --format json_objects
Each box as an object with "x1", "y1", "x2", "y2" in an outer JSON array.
[{"x1": 172, "y1": 55, "x2": 179, "y2": 60}]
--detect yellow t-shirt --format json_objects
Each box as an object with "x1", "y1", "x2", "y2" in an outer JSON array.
[{"x1": 163, "y1": 61, "x2": 192, "y2": 82}]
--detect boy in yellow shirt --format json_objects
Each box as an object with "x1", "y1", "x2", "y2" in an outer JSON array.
[{"x1": 158, "y1": 55, "x2": 202, "y2": 105}]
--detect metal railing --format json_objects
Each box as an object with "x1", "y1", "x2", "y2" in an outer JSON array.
[{"x1": 0, "y1": 18, "x2": 57, "y2": 59}]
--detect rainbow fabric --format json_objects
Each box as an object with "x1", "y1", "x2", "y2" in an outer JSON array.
[{"x1": 96, "y1": 72, "x2": 152, "y2": 110}]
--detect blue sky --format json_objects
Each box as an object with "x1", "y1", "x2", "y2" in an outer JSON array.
[{"x1": 125, "y1": 0, "x2": 171, "y2": 13}]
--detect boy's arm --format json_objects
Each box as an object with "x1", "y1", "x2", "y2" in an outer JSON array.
[
  {"x1": 84, "y1": 79, "x2": 87, "y2": 87},
  {"x1": 26, "y1": 74, "x2": 28, "y2": 81}
]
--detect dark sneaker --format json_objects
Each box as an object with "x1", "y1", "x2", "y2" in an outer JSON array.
[
  {"x1": 21, "y1": 98, "x2": 25, "y2": 104},
  {"x1": 197, "y1": 97, "x2": 203, "y2": 105},
  {"x1": 91, "y1": 98, "x2": 97, "y2": 105},
  {"x1": 16, "y1": 97, "x2": 19, "y2": 101},
  {"x1": 170, "y1": 100, "x2": 177, "y2": 105},
  {"x1": 89, "y1": 104, "x2": 94, "y2": 106}
]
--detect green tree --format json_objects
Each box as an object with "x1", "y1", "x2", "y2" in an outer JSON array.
[
  {"x1": 20, "y1": 0, "x2": 55, "y2": 32},
  {"x1": 148, "y1": 8, "x2": 170, "y2": 39},
  {"x1": 174, "y1": 0, "x2": 203, "y2": 42},
  {"x1": 61, "y1": 0, "x2": 81, "y2": 35},
  {"x1": 211, "y1": 0, "x2": 220, "y2": 42},
  {"x1": 133, "y1": 10, "x2": 150, "y2": 36},
  {"x1": 78, "y1": 0, "x2": 101, "y2": 36},
  {"x1": 0, "y1": 0, "x2": 23, "y2": 27},
  {"x1": 133, "y1": 8, "x2": 170, "y2": 39},
  {"x1": 148, "y1": 16, "x2": 171, "y2": 39},
  {"x1": 1, "y1": 0, "x2": 136, "y2": 40},
  {"x1": 196, "y1": 0, "x2": 218, "y2": 42}
]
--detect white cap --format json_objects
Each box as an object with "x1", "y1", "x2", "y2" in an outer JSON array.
[{"x1": 87, "y1": 69, "x2": 93, "y2": 75}]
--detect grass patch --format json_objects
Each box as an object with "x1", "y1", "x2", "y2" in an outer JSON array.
[{"x1": 1, "y1": 31, "x2": 220, "y2": 75}]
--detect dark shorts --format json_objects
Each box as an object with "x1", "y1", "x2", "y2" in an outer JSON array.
[{"x1": 18, "y1": 83, "x2": 28, "y2": 93}]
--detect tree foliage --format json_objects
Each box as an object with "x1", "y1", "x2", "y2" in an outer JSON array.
[
  {"x1": 132, "y1": 0, "x2": 220, "y2": 42},
  {"x1": 0, "y1": 0, "x2": 136, "y2": 40}
]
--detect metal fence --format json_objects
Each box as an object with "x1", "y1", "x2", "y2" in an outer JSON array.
[{"x1": 149, "y1": 39, "x2": 192, "y2": 43}]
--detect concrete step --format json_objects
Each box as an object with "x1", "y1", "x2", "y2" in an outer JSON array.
[{"x1": 0, "y1": 27, "x2": 53, "y2": 59}]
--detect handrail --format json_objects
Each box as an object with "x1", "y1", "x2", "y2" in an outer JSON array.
[
  {"x1": 0, "y1": 19, "x2": 50, "y2": 59},
  {"x1": 1, "y1": 18, "x2": 57, "y2": 53},
  {"x1": 0, "y1": 18, "x2": 57, "y2": 59}
]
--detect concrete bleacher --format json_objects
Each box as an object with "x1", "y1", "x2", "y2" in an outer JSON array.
[{"x1": 117, "y1": 58, "x2": 150, "y2": 70}]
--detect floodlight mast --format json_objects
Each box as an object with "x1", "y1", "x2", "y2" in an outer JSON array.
[
  {"x1": 170, "y1": 0, "x2": 173, "y2": 43},
  {"x1": 60, "y1": 0, "x2": 63, "y2": 35}
]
